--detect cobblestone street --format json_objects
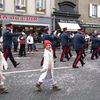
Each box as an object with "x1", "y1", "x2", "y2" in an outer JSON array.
[{"x1": 0, "y1": 51, "x2": 100, "y2": 100}]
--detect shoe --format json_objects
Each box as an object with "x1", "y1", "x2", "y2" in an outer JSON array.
[
  {"x1": 60, "y1": 60, "x2": 66, "y2": 62},
  {"x1": 52, "y1": 85, "x2": 61, "y2": 91},
  {"x1": 36, "y1": 84, "x2": 42, "y2": 92},
  {"x1": 82, "y1": 62, "x2": 85, "y2": 66},
  {"x1": 91, "y1": 58, "x2": 94, "y2": 60},
  {"x1": 0, "y1": 88, "x2": 8, "y2": 94},
  {"x1": 14, "y1": 62, "x2": 20, "y2": 68},
  {"x1": 72, "y1": 65, "x2": 79, "y2": 68}
]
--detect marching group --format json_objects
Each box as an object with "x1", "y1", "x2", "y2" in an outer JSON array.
[{"x1": 0, "y1": 22, "x2": 100, "y2": 93}]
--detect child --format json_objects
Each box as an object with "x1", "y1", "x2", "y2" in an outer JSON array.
[
  {"x1": 0, "y1": 43, "x2": 8, "y2": 94},
  {"x1": 36, "y1": 40, "x2": 60, "y2": 91}
]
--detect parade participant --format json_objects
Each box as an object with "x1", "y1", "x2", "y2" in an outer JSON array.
[
  {"x1": 91, "y1": 34, "x2": 100, "y2": 60},
  {"x1": 60, "y1": 27, "x2": 70, "y2": 62},
  {"x1": 72, "y1": 29, "x2": 85, "y2": 68},
  {"x1": 41, "y1": 27, "x2": 52, "y2": 42},
  {"x1": 36, "y1": 40, "x2": 61, "y2": 91},
  {"x1": 0, "y1": 43, "x2": 8, "y2": 94},
  {"x1": 50, "y1": 30, "x2": 58, "y2": 58},
  {"x1": 3, "y1": 22, "x2": 20, "y2": 68}
]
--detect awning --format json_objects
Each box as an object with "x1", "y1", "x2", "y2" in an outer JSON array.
[
  {"x1": 11, "y1": 22, "x2": 49, "y2": 27},
  {"x1": 58, "y1": 22, "x2": 80, "y2": 31}
]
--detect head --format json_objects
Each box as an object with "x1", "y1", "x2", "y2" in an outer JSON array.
[
  {"x1": 63, "y1": 27, "x2": 67, "y2": 32},
  {"x1": 5, "y1": 24, "x2": 12, "y2": 30},
  {"x1": 44, "y1": 40, "x2": 52, "y2": 50},
  {"x1": 78, "y1": 28, "x2": 84, "y2": 35},
  {"x1": 43, "y1": 27, "x2": 49, "y2": 32}
]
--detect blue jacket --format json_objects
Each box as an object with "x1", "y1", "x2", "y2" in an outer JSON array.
[
  {"x1": 60, "y1": 32, "x2": 71, "y2": 46},
  {"x1": 3, "y1": 28, "x2": 21, "y2": 48},
  {"x1": 91, "y1": 37, "x2": 100, "y2": 49},
  {"x1": 72, "y1": 32, "x2": 85, "y2": 50},
  {"x1": 41, "y1": 32, "x2": 52, "y2": 42}
]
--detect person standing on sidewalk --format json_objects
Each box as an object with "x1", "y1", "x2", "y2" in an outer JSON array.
[
  {"x1": 72, "y1": 29, "x2": 85, "y2": 68},
  {"x1": 3, "y1": 22, "x2": 20, "y2": 68},
  {"x1": 18, "y1": 32, "x2": 27, "y2": 57},
  {"x1": 36, "y1": 40, "x2": 61, "y2": 91}
]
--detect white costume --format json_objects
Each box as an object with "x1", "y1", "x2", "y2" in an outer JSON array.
[
  {"x1": 0, "y1": 51, "x2": 8, "y2": 87},
  {"x1": 38, "y1": 48, "x2": 55, "y2": 85}
]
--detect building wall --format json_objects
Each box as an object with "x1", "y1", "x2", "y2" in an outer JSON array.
[
  {"x1": 78, "y1": 0, "x2": 100, "y2": 24},
  {"x1": 0, "y1": 0, "x2": 55, "y2": 17}
]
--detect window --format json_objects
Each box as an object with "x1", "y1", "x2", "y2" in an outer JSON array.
[
  {"x1": 92, "y1": 4, "x2": 97, "y2": 17},
  {"x1": 90, "y1": 4, "x2": 97, "y2": 17},
  {"x1": 15, "y1": 0, "x2": 26, "y2": 12},
  {"x1": 97, "y1": 5, "x2": 100, "y2": 17},
  {"x1": 0, "y1": 0, "x2": 4, "y2": 10},
  {"x1": 36, "y1": 0, "x2": 46, "y2": 14}
]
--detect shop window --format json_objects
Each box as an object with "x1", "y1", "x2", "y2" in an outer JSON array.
[
  {"x1": 36, "y1": 0, "x2": 46, "y2": 14},
  {"x1": 0, "y1": 0, "x2": 4, "y2": 10},
  {"x1": 15, "y1": 0, "x2": 26, "y2": 12}
]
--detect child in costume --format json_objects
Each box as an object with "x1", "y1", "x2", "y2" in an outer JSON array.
[
  {"x1": 0, "y1": 43, "x2": 8, "y2": 94},
  {"x1": 36, "y1": 40, "x2": 60, "y2": 91}
]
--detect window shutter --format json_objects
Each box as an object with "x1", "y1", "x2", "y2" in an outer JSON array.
[
  {"x1": 89, "y1": 3, "x2": 92, "y2": 16},
  {"x1": 97, "y1": 5, "x2": 100, "y2": 17}
]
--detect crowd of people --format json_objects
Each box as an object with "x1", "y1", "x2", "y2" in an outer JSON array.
[{"x1": 0, "y1": 22, "x2": 100, "y2": 93}]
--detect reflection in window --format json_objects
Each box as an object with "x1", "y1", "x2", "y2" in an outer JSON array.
[
  {"x1": 15, "y1": 0, "x2": 26, "y2": 12},
  {"x1": 36, "y1": 0, "x2": 46, "y2": 14},
  {"x1": 0, "y1": 0, "x2": 4, "y2": 10}
]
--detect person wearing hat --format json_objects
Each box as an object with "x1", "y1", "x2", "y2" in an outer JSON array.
[
  {"x1": 36, "y1": 40, "x2": 61, "y2": 91},
  {"x1": 72, "y1": 28, "x2": 85, "y2": 68},
  {"x1": 60, "y1": 27, "x2": 71, "y2": 62},
  {"x1": 91, "y1": 33, "x2": 100, "y2": 60},
  {"x1": 3, "y1": 23, "x2": 21, "y2": 68}
]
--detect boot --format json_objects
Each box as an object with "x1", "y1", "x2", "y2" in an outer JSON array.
[
  {"x1": 52, "y1": 85, "x2": 61, "y2": 91},
  {"x1": 0, "y1": 86, "x2": 8, "y2": 94},
  {"x1": 36, "y1": 83, "x2": 42, "y2": 92}
]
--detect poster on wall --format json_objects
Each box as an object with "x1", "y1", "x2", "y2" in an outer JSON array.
[
  {"x1": 0, "y1": 0, "x2": 4, "y2": 10},
  {"x1": 36, "y1": 0, "x2": 46, "y2": 14}
]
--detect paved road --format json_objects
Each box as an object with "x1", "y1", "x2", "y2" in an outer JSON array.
[{"x1": 1, "y1": 50, "x2": 100, "y2": 100}]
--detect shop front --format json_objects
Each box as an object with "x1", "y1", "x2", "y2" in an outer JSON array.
[
  {"x1": 81, "y1": 24, "x2": 100, "y2": 35},
  {"x1": 0, "y1": 14, "x2": 52, "y2": 42}
]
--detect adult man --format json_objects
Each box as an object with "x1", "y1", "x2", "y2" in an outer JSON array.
[
  {"x1": 60, "y1": 27, "x2": 71, "y2": 62},
  {"x1": 3, "y1": 22, "x2": 20, "y2": 68},
  {"x1": 72, "y1": 29, "x2": 85, "y2": 68}
]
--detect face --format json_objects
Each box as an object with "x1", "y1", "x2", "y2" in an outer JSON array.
[{"x1": 45, "y1": 44, "x2": 51, "y2": 50}]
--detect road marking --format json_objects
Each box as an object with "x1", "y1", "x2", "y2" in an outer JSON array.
[{"x1": 3, "y1": 66, "x2": 72, "y2": 75}]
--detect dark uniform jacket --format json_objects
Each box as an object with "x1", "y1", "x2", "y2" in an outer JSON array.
[
  {"x1": 72, "y1": 32, "x2": 85, "y2": 50},
  {"x1": 60, "y1": 32, "x2": 71, "y2": 46},
  {"x1": 3, "y1": 28, "x2": 20, "y2": 48}
]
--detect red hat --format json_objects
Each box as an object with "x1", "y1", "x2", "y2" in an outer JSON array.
[{"x1": 44, "y1": 40, "x2": 52, "y2": 47}]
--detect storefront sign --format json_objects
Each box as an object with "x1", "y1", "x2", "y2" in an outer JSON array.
[{"x1": 0, "y1": 15, "x2": 38, "y2": 22}]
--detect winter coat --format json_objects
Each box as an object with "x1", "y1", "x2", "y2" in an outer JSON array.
[
  {"x1": 26, "y1": 35, "x2": 34, "y2": 44},
  {"x1": 38, "y1": 48, "x2": 54, "y2": 84},
  {"x1": 41, "y1": 48, "x2": 54, "y2": 72}
]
